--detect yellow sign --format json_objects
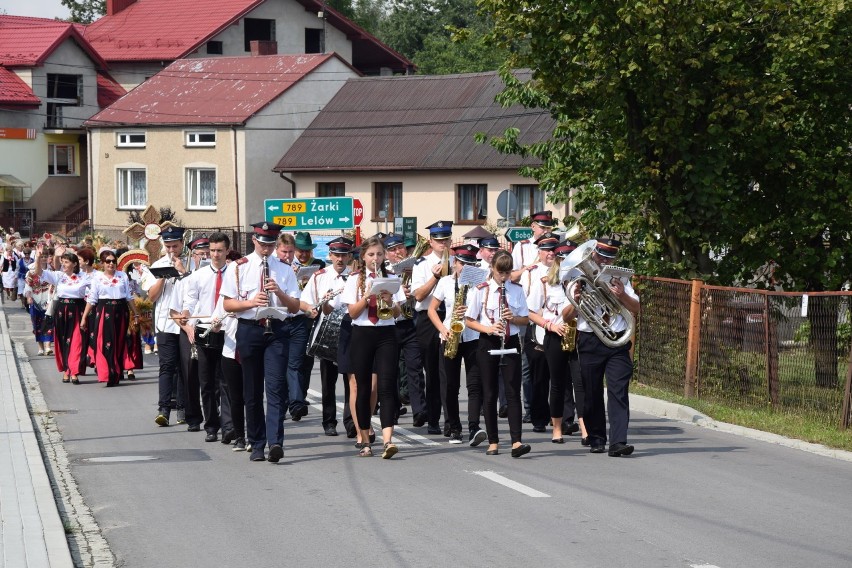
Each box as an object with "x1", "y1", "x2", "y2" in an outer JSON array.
[
  {"x1": 272, "y1": 216, "x2": 297, "y2": 227},
  {"x1": 281, "y1": 202, "x2": 306, "y2": 213}
]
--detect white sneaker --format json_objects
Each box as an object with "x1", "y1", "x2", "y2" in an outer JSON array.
[{"x1": 37, "y1": 349, "x2": 44, "y2": 356}]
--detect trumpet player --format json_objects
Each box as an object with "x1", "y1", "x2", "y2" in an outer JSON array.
[
  {"x1": 411, "y1": 220, "x2": 453, "y2": 434},
  {"x1": 527, "y1": 238, "x2": 586, "y2": 444},
  {"x1": 464, "y1": 250, "x2": 531, "y2": 458},
  {"x1": 428, "y1": 244, "x2": 484, "y2": 445},
  {"x1": 564, "y1": 238, "x2": 640, "y2": 457},
  {"x1": 221, "y1": 222, "x2": 301, "y2": 463},
  {"x1": 299, "y1": 237, "x2": 352, "y2": 437}
]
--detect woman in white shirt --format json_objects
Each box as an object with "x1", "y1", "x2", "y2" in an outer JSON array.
[
  {"x1": 25, "y1": 249, "x2": 54, "y2": 356},
  {"x1": 81, "y1": 250, "x2": 140, "y2": 386},
  {"x1": 340, "y1": 236, "x2": 406, "y2": 459}
]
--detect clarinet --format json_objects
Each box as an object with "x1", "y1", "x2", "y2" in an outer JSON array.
[
  {"x1": 261, "y1": 256, "x2": 274, "y2": 336},
  {"x1": 497, "y1": 283, "x2": 509, "y2": 367}
]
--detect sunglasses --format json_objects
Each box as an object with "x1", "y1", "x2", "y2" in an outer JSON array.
[{"x1": 103, "y1": 259, "x2": 116, "y2": 264}]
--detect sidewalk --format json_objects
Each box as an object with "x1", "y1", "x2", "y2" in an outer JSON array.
[{"x1": 0, "y1": 301, "x2": 74, "y2": 568}]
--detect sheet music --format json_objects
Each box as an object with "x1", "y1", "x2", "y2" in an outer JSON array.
[
  {"x1": 458, "y1": 265, "x2": 488, "y2": 287},
  {"x1": 254, "y1": 307, "x2": 290, "y2": 321},
  {"x1": 368, "y1": 277, "x2": 401, "y2": 295},
  {"x1": 390, "y1": 257, "x2": 417, "y2": 274},
  {"x1": 297, "y1": 265, "x2": 320, "y2": 281},
  {"x1": 598, "y1": 265, "x2": 634, "y2": 286}
]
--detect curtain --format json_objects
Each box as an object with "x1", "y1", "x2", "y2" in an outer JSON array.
[
  {"x1": 129, "y1": 170, "x2": 146, "y2": 206},
  {"x1": 199, "y1": 170, "x2": 216, "y2": 206}
]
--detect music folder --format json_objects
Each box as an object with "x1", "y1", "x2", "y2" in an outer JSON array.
[
  {"x1": 254, "y1": 307, "x2": 290, "y2": 321},
  {"x1": 149, "y1": 266, "x2": 181, "y2": 279}
]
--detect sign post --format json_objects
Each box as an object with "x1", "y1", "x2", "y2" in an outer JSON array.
[
  {"x1": 394, "y1": 216, "x2": 417, "y2": 244},
  {"x1": 504, "y1": 227, "x2": 533, "y2": 243},
  {"x1": 264, "y1": 197, "x2": 355, "y2": 230}
]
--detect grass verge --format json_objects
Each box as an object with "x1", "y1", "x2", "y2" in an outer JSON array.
[{"x1": 633, "y1": 382, "x2": 852, "y2": 452}]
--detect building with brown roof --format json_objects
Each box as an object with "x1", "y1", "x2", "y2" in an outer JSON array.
[
  {"x1": 272, "y1": 71, "x2": 569, "y2": 236},
  {"x1": 0, "y1": 15, "x2": 125, "y2": 236},
  {"x1": 85, "y1": 52, "x2": 359, "y2": 228}
]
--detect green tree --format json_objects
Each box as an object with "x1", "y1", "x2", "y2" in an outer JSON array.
[
  {"x1": 61, "y1": 0, "x2": 105, "y2": 23},
  {"x1": 481, "y1": 0, "x2": 850, "y2": 386}
]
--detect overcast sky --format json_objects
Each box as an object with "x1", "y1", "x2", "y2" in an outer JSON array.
[{"x1": 0, "y1": 0, "x2": 71, "y2": 19}]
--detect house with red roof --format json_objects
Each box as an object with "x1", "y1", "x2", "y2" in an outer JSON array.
[
  {"x1": 84, "y1": 0, "x2": 412, "y2": 91},
  {"x1": 0, "y1": 15, "x2": 125, "y2": 236},
  {"x1": 85, "y1": 52, "x2": 359, "y2": 228}
]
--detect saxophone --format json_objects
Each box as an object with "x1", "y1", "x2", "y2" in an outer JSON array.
[{"x1": 443, "y1": 284, "x2": 468, "y2": 359}]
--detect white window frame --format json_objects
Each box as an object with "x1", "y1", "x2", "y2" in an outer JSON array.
[
  {"x1": 48, "y1": 143, "x2": 77, "y2": 176},
  {"x1": 185, "y1": 166, "x2": 217, "y2": 210},
  {"x1": 116, "y1": 132, "x2": 146, "y2": 148},
  {"x1": 185, "y1": 131, "x2": 216, "y2": 147},
  {"x1": 116, "y1": 167, "x2": 147, "y2": 210}
]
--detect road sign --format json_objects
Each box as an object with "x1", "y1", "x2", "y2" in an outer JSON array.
[
  {"x1": 264, "y1": 197, "x2": 355, "y2": 230},
  {"x1": 504, "y1": 227, "x2": 533, "y2": 242},
  {"x1": 353, "y1": 198, "x2": 364, "y2": 226},
  {"x1": 393, "y1": 216, "x2": 417, "y2": 244}
]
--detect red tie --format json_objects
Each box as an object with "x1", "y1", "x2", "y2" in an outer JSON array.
[
  {"x1": 213, "y1": 268, "x2": 222, "y2": 311},
  {"x1": 367, "y1": 272, "x2": 378, "y2": 324}
]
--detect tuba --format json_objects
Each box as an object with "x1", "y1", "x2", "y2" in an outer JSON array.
[
  {"x1": 401, "y1": 234, "x2": 430, "y2": 318},
  {"x1": 560, "y1": 240, "x2": 634, "y2": 348}
]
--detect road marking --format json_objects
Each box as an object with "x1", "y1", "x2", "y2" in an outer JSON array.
[
  {"x1": 472, "y1": 470, "x2": 550, "y2": 498},
  {"x1": 690, "y1": 565, "x2": 722, "y2": 568},
  {"x1": 82, "y1": 455, "x2": 158, "y2": 463},
  {"x1": 306, "y1": 388, "x2": 441, "y2": 446}
]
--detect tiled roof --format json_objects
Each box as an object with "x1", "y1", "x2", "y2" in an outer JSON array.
[
  {"x1": 97, "y1": 71, "x2": 126, "y2": 108},
  {"x1": 85, "y1": 53, "x2": 340, "y2": 126},
  {"x1": 0, "y1": 66, "x2": 40, "y2": 106},
  {"x1": 273, "y1": 71, "x2": 555, "y2": 172},
  {"x1": 83, "y1": 0, "x2": 411, "y2": 73},
  {"x1": 0, "y1": 15, "x2": 106, "y2": 68}
]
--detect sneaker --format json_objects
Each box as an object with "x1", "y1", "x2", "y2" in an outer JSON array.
[
  {"x1": 232, "y1": 437, "x2": 246, "y2": 451},
  {"x1": 144, "y1": 346, "x2": 152, "y2": 354},
  {"x1": 449, "y1": 431, "x2": 463, "y2": 444},
  {"x1": 37, "y1": 349, "x2": 44, "y2": 356},
  {"x1": 176, "y1": 409, "x2": 186, "y2": 424},
  {"x1": 250, "y1": 448, "x2": 265, "y2": 461},
  {"x1": 469, "y1": 429, "x2": 487, "y2": 447},
  {"x1": 267, "y1": 444, "x2": 284, "y2": 463},
  {"x1": 155, "y1": 412, "x2": 169, "y2": 427}
]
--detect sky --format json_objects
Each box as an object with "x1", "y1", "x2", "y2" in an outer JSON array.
[{"x1": 0, "y1": 0, "x2": 71, "y2": 19}]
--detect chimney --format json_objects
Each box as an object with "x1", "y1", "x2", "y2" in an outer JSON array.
[
  {"x1": 250, "y1": 40, "x2": 278, "y2": 56},
  {"x1": 107, "y1": 0, "x2": 138, "y2": 16}
]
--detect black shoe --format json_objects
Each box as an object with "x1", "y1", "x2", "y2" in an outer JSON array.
[
  {"x1": 221, "y1": 429, "x2": 236, "y2": 444},
  {"x1": 521, "y1": 411, "x2": 531, "y2": 423},
  {"x1": 345, "y1": 424, "x2": 357, "y2": 439},
  {"x1": 187, "y1": 424, "x2": 201, "y2": 432},
  {"x1": 608, "y1": 442, "x2": 635, "y2": 457},
  {"x1": 448, "y1": 431, "x2": 463, "y2": 444},
  {"x1": 398, "y1": 406, "x2": 407, "y2": 416},
  {"x1": 485, "y1": 448, "x2": 499, "y2": 456},
  {"x1": 400, "y1": 394, "x2": 410, "y2": 405},
  {"x1": 368, "y1": 431, "x2": 376, "y2": 444},
  {"x1": 250, "y1": 448, "x2": 265, "y2": 461},
  {"x1": 324, "y1": 425, "x2": 338, "y2": 437},
  {"x1": 551, "y1": 437, "x2": 565, "y2": 444},
  {"x1": 532, "y1": 425, "x2": 546, "y2": 433},
  {"x1": 268, "y1": 444, "x2": 284, "y2": 463},
  {"x1": 412, "y1": 411, "x2": 427, "y2": 428},
  {"x1": 205, "y1": 432, "x2": 218, "y2": 442},
  {"x1": 232, "y1": 438, "x2": 246, "y2": 451},
  {"x1": 427, "y1": 426, "x2": 442, "y2": 435},
  {"x1": 590, "y1": 443, "x2": 606, "y2": 454},
  {"x1": 442, "y1": 423, "x2": 451, "y2": 437},
  {"x1": 564, "y1": 422, "x2": 580, "y2": 436},
  {"x1": 291, "y1": 406, "x2": 308, "y2": 422},
  {"x1": 469, "y1": 429, "x2": 487, "y2": 447},
  {"x1": 498, "y1": 405, "x2": 508, "y2": 418},
  {"x1": 581, "y1": 437, "x2": 591, "y2": 447},
  {"x1": 154, "y1": 411, "x2": 169, "y2": 427},
  {"x1": 511, "y1": 444, "x2": 531, "y2": 458}
]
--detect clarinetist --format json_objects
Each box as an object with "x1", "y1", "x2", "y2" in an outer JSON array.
[
  {"x1": 464, "y1": 250, "x2": 531, "y2": 458},
  {"x1": 221, "y1": 222, "x2": 300, "y2": 464}
]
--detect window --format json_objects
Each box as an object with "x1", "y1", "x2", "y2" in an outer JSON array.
[
  {"x1": 185, "y1": 131, "x2": 216, "y2": 147},
  {"x1": 46, "y1": 74, "x2": 81, "y2": 103},
  {"x1": 117, "y1": 132, "x2": 146, "y2": 147},
  {"x1": 117, "y1": 169, "x2": 147, "y2": 209},
  {"x1": 186, "y1": 168, "x2": 217, "y2": 209},
  {"x1": 317, "y1": 182, "x2": 344, "y2": 197},
  {"x1": 244, "y1": 18, "x2": 275, "y2": 51},
  {"x1": 373, "y1": 182, "x2": 402, "y2": 221},
  {"x1": 456, "y1": 184, "x2": 487, "y2": 224},
  {"x1": 206, "y1": 41, "x2": 223, "y2": 55},
  {"x1": 305, "y1": 28, "x2": 324, "y2": 54},
  {"x1": 513, "y1": 184, "x2": 545, "y2": 219},
  {"x1": 48, "y1": 144, "x2": 75, "y2": 175}
]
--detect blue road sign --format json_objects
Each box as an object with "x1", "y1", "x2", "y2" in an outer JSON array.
[
  {"x1": 504, "y1": 227, "x2": 534, "y2": 242},
  {"x1": 264, "y1": 197, "x2": 355, "y2": 230}
]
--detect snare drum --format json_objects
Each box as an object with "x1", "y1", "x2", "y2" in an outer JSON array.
[{"x1": 307, "y1": 307, "x2": 346, "y2": 363}]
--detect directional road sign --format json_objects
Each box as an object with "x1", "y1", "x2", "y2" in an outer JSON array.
[
  {"x1": 264, "y1": 197, "x2": 355, "y2": 230},
  {"x1": 504, "y1": 227, "x2": 534, "y2": 242}
]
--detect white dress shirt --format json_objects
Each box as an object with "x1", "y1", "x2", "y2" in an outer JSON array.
[{"x1": 465, "y1": 280, "x2": 529, "y2": 336}]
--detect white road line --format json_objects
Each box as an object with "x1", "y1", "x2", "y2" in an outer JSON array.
[
  {"x1": 471, "y1": 470, "x2": 550, "y2": 498},
  {"x1": 690, "y1": 565, "x2": 722, "y2": 568},
  {"x1": 306, "y1": 388, "x2": 441, "y2": 446}
]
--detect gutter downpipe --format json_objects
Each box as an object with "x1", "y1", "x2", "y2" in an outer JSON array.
[
  {"x1": 232, "y1": 126, "x2": 241, "y2": 228},
  {"x1": 279, "y1": 172, "x2": 296, "y2": 199}
]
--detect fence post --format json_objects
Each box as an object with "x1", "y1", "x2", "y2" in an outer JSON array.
[
  {"x1": 765, "y1": 294, "x2": 780, "y2": 406},
  {"x1": 841, "y1": 343, "x2": 852, "y2": 430},
  {"x1": 684, "y1": 278, "x2": 703, "y2": 397}
]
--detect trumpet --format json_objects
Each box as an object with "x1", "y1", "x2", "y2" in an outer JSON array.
[
  {"x1": 443, "y1": 284, "x2": 468, "y2": 359},
  {"x1": 372, "y1": 261, "x2": 394, "y2": 320},
  {"x1": 261, "y1": 256, "x2": 274, "y2": 336}
]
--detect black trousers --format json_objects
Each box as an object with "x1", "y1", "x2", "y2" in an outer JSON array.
[
  {"x1": 524, "y1": 332, "x2": 550, "y2": 428},
  {"x1": 439, "y1": 339, "x2": 480, "y2": 434},
  {"x1": 395, "y1": 318, "x2": 421, "y2": 409},
  {"x1": 350, "y1": 326, "x2": 398, "y2": 430},
  {"x1": 196, "y1": 336, "x2": 228, "y2": 435},
  {"x1": 178, "y1": 331, "x2": 202, "y2": 428},
  {"x1": 477, "y1": 334, "x2": 523, "y2": 444},
  {"x1": 415, "y1": 311, "x2": 443, "y2": 427},
  {"x1": 296, "y1": 315, "x2": 314, "y2": 399},
  {"x1": 156, "y1": 332, "x2": 183, "y2": 414},
  {"x1": 319, "y1": 358, "x2": 344, "y2": 428},
  {"x1": 543, "y1": 331, "x2": 582, "y2": 421},
  {"x1": 577, "y1": 332, "x2": 633, "y2": 446},
  {"x1": 221, "y1": 355, "x2": 244, "y2": 438}
]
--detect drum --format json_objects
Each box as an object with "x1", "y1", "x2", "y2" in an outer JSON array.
[
  {"x1": 307, "y1": 307, "x2": 345, "y2": 363},
  {"x1": 195, "y1": 325, "x2": 225, "y2": 350},
  {"x1": 530, "y1": 323, "x2": 545, "y2": 352}
]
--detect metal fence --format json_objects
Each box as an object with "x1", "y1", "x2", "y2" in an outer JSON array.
[{"x1": 634, "y1": 277, "x2": 852, "y2": 427}]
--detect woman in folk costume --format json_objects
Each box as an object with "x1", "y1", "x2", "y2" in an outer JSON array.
[{"x1": 25, "y1": 247, "x2": 55, "y2": 355}]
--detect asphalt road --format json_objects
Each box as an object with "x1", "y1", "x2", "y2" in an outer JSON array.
[{"x1": 8, "y1": 306, "x2": 852, "y2": 568}]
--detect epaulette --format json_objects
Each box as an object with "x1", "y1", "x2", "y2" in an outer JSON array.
[
  {"x1": 315, "y1": 268, "x2": 326, "y2": 275},
  {"x1": 520, "y1": 239, "x2": 530, "y2": 244},
  {"x1": 414, "y1": 257, "x2": 427, "y2": 265},
  {"x1": 507, "y1": 281, "x2": 522, "y2": 288},
  {"x1": 236, "y1": 257, "x2": 249, "y2": 265},
  {"x1": 476, "y1": 282, "x2": 489, "y2": 289},
  {"x1": 527, "y1": 264, "x2": 538, "y2": 271}
]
